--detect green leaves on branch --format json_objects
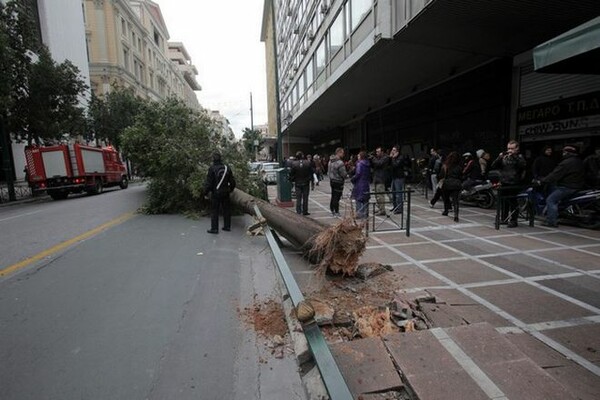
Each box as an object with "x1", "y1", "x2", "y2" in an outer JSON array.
[
  {"x1": 0, "y1": 0, "x2": 88, "y2": 144},
  {"x1": 88, "y1": 87, "x2": 146, "y2": 148},
  {"x1": 121, "y1": 98, "x2": 260, "y2": 214}
]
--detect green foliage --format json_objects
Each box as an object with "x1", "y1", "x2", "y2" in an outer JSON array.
[
  {"x1": 241, "y1": 127, "x2": 264, "y2": 160},
  {"x1": 87, "y1": 86, "x2": 147, "y2": 149},
  {"x1": 122, "y1": 98, "x2": 256, "y2": 214},
  {"x1": 0, "y1": 1, "x2": 88, "y2": 144}
]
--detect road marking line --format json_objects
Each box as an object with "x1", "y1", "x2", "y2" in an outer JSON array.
[
  {"x1": 0, "y1": 212, "x2": 136, "y2": 278},
  {"x1": 431, "y1": 328, "x2": 509, "y2": 400},
  {"x1": 0, "y1": 209, "x2": 44, "y2": 223}
]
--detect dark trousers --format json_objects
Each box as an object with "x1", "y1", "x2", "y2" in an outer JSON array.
[
  {"x1": 295, "y1": 183, "x2": 310, "y2": 214},
  {"x1": 211, "y1": 193, "x2": 231, "y2": 231},
  {"x1": 499, "y1": 186, "x2": 521, "y2": 222},
  {"x1": 442, "y1": 188, "x2": 460, "y2": 217},
  {"x1": 330, "y1": 181, "x2": 344, "y2": 213}
]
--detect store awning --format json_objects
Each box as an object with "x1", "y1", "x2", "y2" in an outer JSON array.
[{"x1": 534, "y1": 16, "x2": 600, "y2": 74}]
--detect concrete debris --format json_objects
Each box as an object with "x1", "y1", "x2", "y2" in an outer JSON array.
[
  {"x1": 310, "y1": 299, "x2": 335, "y2": 326},
  {"x1": 356, "y1": 262, "x2": 393, "y2": 281}
]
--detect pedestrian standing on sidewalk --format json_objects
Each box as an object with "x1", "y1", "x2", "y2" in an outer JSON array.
[
  {"x1": 390, "y1": 145, "x2": 410, "y2": 214},
  {"x1": 439, "y1": 151, "x2": 462, "y2": 222},
  {"x1": 429, "y1": 150, "x2": 444, "y2": 208},
  {"x1": 289, "y1": 151, "x2": 314, "y2": 215},
  {"x1": 204, "y1": 152, "x2": 236, "y2": 234},
  {"x1": 351, "y1": 151, "x2": 371, "y2": 219},
  {"x1": 371, "y1": 147, "x2": 390, "y2": 215},
  {"x1": 491, "y1": 140, "x2": 527, "y2": 228},
  {"x1": 328, "y1": 147, "x2": 347, "y2": 217}
]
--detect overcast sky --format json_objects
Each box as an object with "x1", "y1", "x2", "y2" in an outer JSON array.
[{"x1": 156, "y1": 0, "x2": 267, "y2": 138}]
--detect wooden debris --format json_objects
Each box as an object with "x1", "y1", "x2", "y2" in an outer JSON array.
[
  {"x1": 353, "y1": 306, "x2": 395, "y2": 338},
  {"x1": 310, "y1": 217, "x2": 367, "y2": 276}
]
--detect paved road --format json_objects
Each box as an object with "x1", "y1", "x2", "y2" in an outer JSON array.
[{"x1": 0, "y1": 186, "x2": 306, "y2": 400}]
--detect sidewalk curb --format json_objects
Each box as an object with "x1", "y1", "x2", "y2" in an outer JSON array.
[{"x1": 274, "y1": 255, "x2": 330, "y2": 400}]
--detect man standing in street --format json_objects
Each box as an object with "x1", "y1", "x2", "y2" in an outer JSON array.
[
  {"x1": 328, "y1": 147, "x2": 347, "y2": 217},
  {"x1": 204, "y1": 152, "x2": 236, "y2": 234},
  {"x1": 371, "y1": 147, "x2": 390, "y2": 216},
  {"x1": 538, "y1": 145, "x2": 585, "y2": 227},
  {"x1": 491, "y1": 140, "x2": 527, "y2": 227},
  {"x1": 289, "y1": 151, "x2": 314, "y2": 215}
]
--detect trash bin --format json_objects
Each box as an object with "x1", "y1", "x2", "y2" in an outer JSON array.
[{"x1": 276, "y1": 168, "x2": 293, "y2": 207}]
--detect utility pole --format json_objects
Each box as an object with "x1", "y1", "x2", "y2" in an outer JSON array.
[
  {"x1": 250, "y1": 92, "x2": 254, "y2": 132},
  {"x1": 0, "y1": 116, "x2": 16, "y2": 202}
]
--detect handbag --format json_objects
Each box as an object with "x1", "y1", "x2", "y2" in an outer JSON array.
[{"x1": 443, "y1": 177, "x2": 462, "y2": 191}]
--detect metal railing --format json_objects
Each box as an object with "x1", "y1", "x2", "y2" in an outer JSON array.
[
  {"x1": 364, "y1": 189, "x2": 412, "y2": 236},
  {"x1": 0, "y1": 182, "x2": 33, "y2": 203},
  {"x1": 253, "y1": 205, "x2": 353, "y2": 400}
]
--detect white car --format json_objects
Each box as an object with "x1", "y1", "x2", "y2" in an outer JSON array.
[
  {"x1": 259, "y1": 162, "x2": 279, "y2": 184},
  {"x1": 249, "y1": 162, "x2": 262, "y2": 176}
]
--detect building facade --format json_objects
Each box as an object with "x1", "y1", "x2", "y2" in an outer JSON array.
[
  {"x1": 84, "y1": 0, "x2": 201, "y2": 110},
  {"x1": 262, "y1": 0, "x2": 600, "y2": 161}
]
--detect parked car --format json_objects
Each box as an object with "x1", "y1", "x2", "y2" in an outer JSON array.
[
  {"x1": 249, "y1": 161, "x2": 262, "y2": 176},
  {"x1": 259, "y1": 162, "x2": 279, "y2": 184}
]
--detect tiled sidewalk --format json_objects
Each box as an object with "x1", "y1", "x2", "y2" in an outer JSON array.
[{"x1": 268, "y1": 181, "x2": 600, "y2": 399}]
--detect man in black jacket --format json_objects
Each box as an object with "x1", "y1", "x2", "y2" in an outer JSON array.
[
  {"x1": 491, "y1": 140, "x2": 527, "y2": 227},
  {"x1": 390, "y1": 145, "x2": 411, "y2": 214},
  {"x1": 204, "y1": 152, "x2": 236, "y2": 234},
  {"x1": 289, "y1": 151, "x2": 314, "y2": 215},
  {"x1": 538, "y1": 145, "x2": 585, "y2": 227}
]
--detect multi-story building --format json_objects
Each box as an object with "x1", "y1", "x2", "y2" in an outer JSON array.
[
  {"x1": 262, "y1": 0, "x2": 600, "y2": 161},
  {"x1": 2, "y1": 0, "x2": 92, "y2": 182},
  {"x1": 84, "y1": 0, "x2": 201, "y2": 110}
]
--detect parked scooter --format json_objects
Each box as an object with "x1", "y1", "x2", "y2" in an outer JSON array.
[
  {"x1": 518, "y1": 187, "x2": 600, "y2": 229},
  {"x1": 460, "y1": 180, "x2": 496, "y2": 209}
]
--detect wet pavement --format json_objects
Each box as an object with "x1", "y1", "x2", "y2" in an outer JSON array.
[{"x1": 268, "y1": 181, "x2": 600, "y2": 399}]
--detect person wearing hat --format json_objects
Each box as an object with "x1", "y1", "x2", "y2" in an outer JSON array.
[
  {"x1": 204, "y1": 152, "x2": 237, "y2": 234},
  {"x1": 537, "y1": 145, "x2": 585, "y2": 227}
]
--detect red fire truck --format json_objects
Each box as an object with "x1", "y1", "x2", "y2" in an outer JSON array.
[{"x1": 24, "y1": 143, "x2": 128, "y2": 200}]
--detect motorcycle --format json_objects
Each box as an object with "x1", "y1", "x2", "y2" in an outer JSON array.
[
  {"x1": 460, "y1": 180, "x2": 496, "y2": 209},
  {"x1": 518, "y1": 186, "x2": 600, "y2": 229}
]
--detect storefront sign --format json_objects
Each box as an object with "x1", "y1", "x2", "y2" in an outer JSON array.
[
  {"x1": 519, "y1": 115, "x2": 600, "y2": 136},
  {"x1": 517, "y1": 91, "x2": 600, "y2": 137}
]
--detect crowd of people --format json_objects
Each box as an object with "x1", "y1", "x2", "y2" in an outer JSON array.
[
  {"x1": 284, "y1": 141, "x2": 600, "y2": 228},
  {"x1": 286, "y1": 146, "x2": 413, "y2": 219},
  {"x1": 204, "y1": 141, "x2": 600, "y2": 234}
]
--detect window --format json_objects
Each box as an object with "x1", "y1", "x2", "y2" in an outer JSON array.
[
  {"x1": 305, "y1": 58, "x2": 313, "y2": 87},
  {"x1": 345, "y1": 3, "x2": 351, "y2": 36},
  {"x1": 316, "y1": 38, "x2": 326, "y2": 76},
  {"x1": 351, "y1": 0, "x2": 372, "y2": 30},
  {"x1": 123, "y1": 47, "x2": 130, "y2": 71},
  {"x1": 121, "y1": 18, "x2": 127, "y2": 36},
  {"x1": 329, "y1": 10, "x2": 344, "y2": 57}
]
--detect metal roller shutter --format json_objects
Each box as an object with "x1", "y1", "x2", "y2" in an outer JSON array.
[{"x1": 520, "y1": 62, "x2": 600, "y2": 107}]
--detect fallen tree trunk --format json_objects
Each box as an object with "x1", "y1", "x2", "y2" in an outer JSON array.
[
  {"x1": 230, "y1": 188, "x2": 327, "y2": 249},
  {"x1": 230, "y1": 188, "x2": 367, "y2": 276}
]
